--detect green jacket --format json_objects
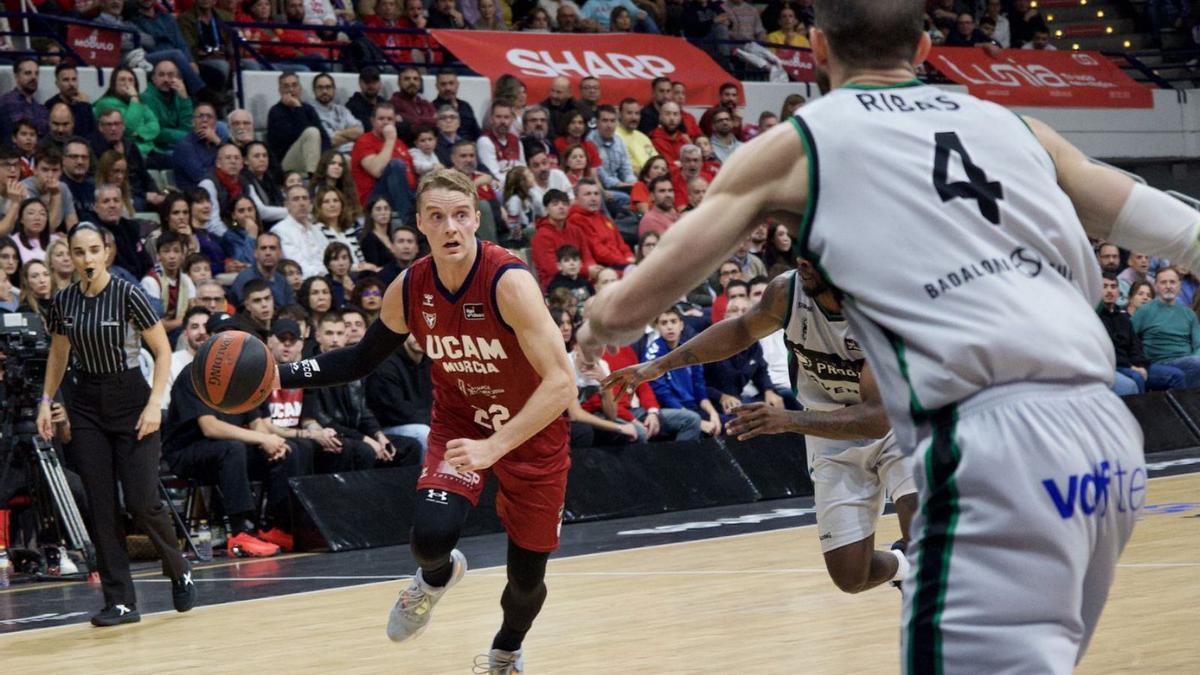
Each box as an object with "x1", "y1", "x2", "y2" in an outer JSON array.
[
  {"x1": 141, "y1": 85, "x2": 194, "y2": 152},
  {"x1": 93, "y1": 95, "x2": 161, "y2": 158}
]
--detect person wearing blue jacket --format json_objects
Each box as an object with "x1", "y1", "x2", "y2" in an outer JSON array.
[
  {"x1": 643, "y1": 307, "x2": 723, "y2": 437},
  {"x1": 703, "y1": 296, "x2": 785, "y2": 420}
]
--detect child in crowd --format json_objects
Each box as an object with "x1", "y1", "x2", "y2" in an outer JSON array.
[
  {"x1": 547, "y1": 244, "x2": 594, "y2": 307},
  {"x1": 141, "y1": 232, "x2": 196, "y2": 336},
  {"x1": 184, "y1": 252, "x2": 212, "y2": 287},
  {"x1": 409, "y1": 125, "x2": 444, "y2": 177},
  {"x1": 279, "y1": 259, "x2": 304, "y2": 294}
]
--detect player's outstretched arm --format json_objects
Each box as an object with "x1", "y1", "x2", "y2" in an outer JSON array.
[
  {"x1": 445, "y1": 268, "x2": 577, "y2": 472},
  {"x1": 276, "y1": 270, "x2": 412, "y2": 389},
  {"x1": 726, "y1": 363, "x2": 891, "y2": 442},
  {"x1": 1027, "y1": 116, "x2": 1200, "y2": 272},
  {"x1": 601, "y1": 273, "x2": 792, "y2": 397},
  {"x1": 582, "y1": 122, "x2": 810, "y2": 350}
]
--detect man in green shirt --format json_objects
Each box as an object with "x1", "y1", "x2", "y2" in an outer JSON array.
[
  {"x1": 141, "y1": 60, "x2": 194, "y2": 170},
  {"x1": 1131, "y1": 266, "x2": 1200, "y2": 387}
]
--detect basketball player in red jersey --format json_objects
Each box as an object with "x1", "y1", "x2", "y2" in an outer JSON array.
[{"x1": 276, "y1": 170, "x2": 576, "y2": 674}]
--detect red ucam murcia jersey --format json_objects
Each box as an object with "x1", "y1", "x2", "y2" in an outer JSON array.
[{"x1": 403, "y1": 240, "x2": 570, "y2": 464}]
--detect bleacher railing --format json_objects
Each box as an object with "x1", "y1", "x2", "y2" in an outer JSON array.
[{"x1": 0, "y1": 11, "x2": 141, "y2": 88}]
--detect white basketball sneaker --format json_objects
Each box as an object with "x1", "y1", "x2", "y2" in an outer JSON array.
[
  {"x1": 386, "y1": 549, "x2": 467, "y2": 643},
  {"x1": 473, "y1": 648, "x2": 524, "y2": 674}
]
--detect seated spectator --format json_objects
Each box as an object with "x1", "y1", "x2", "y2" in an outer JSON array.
[
  {"x1": 94, "y1": 183, "x2": 153, "y2": 278},
  {"x1": 1010, "y1": 0, "x2": 1049, "y2": 48},
  {"x1": 231, "y1": 231, "x2": 297, "y2": 307},
  {"x1": 140, "y1": 61, "x2": 193, "y2": 169},
  {"x1": 45, "y1": 63, "x2": 95, "y2": 141},
  {"x1": 268, "y1": 73, "x2": 330, "y2": 177},
  {"x1": 685, "y1": 176, "x2": 710, "y2": 212},
  {"x1": 644, "y1": 307, "x2": 722, "y2": 436},
  {"x1": 129, "y1": 0, "x2": 208, "y2": 94},
  {"x1": 503, "y1": 166, "x2": 537, "y2": 243},
  {"x1": 11, "y1": 121, "x2": 38, "y2": 179},
  {"x1": 223, "y1": 194, "x2": 262, "y2": 270},
  {"x1": 186, "y1": 189, "x2": 229, "y2": 275},
  {"x1": 228, "y1": 277, "x2": 274, "y2": 340},
  {"x1": 548, "y1": 244, "x2": 594, "y2": 303},
  {"x1": 435, "y1": 105, "x2": 470, "y2": 168},
  {"x1": 313, "y1": 186, "x2": 367, "y2": 269},
  {"x1": 323, "y1": 241, "x2": 356, "y2": 308},
  {"x1": 702, "y1": 295, "x2": 784, "y2": 420},
  {"x1": 168, "y1": 306, "x2": 211, "y2": 403},
  {"x1": 0, "y1": 147, "x2": 27, "y2": 235},
  {"x1": 1022, "y1": 29, "x2": 1056, "y2": 50},
  {"x1": 432, "y1": 72, "x2": 481, "y2": 142},
  {"x1": 150, "y1": 192, "x2": 200, "y2": 259},
  {"x1": 528, "y1": 150, "x2": 574, "y2": 217},
  {"x1": 555, "y1": 3, "x2": 601, "y2": 32},
  {"x1": 279, "y1": 260, "x2": 305, "y2": 297},
  {"x1": 709, "y1": 109, "x2": 742, "y2": 163},
  {"x1": 668, "y1": 82, "x2": 703, "y2": 139},
  {"x1": 1119, "y1": 251, "x2": 1153, "y2": 289},
  {"x1": 365, "y1": 333, "x2": 433, "y2": 457},
  {"x1": 637, "y1": 77, "x2": 672, "y2": 135},
  {"x1": 95, "y1": 150, "x2": 140, "y2": 217},
  {"x1": 12, "y1": 198, "x2": 55, "y2": 264},
  {"x1": 946, "y1": 12, "x2": 996, "y2": 47},
  {"x1": 766, "y1": 6, "x2": 810, "y2": 52},
  {"x1": 311, "y1": 151, "x2": 362, "y2": 221},
  {"x1": 42, "y1": 103, "x2": 77, "y2": 154},
  {"x1": 585, "y1": 0, "x2": 657, "y2": 31},
  {"x1": 1128, "y1": 279, "x2": 1155, "y2": 316},
  {"x1": 299, "y1": 276, "x2": 335, "y2": 334},
  {"x1": 346, "y1": 67, "x2": 388, "y2": 132},
  {"x1": 59, "y1": 139, "x2": 95, "y2": 223},
  {"x1": 563, "y1": 315, "x2": 643, "y2": 447},
  {"x1": 615, "y1": 98, "x2": 657, "y2": 174},
  {"x1": 1100, "y1": 272, "x2": 1185, "y2": 395},
  {"x1": 520, "y1": 105, "x2": 559, "y2": 170},
  {"x1": 377, "y1": 225, "x2": 422, "y2": 286},
  {"x1": 531, "y1": 190, "x2": 593, "y2": 289},
  {"x1": 302, "y1": 311, "x2": 409, "y2": 466},
  {"x1": 699, "y1": 83, "x2": 743, "y2": 140},
  {"x1": 196, "y1": 143, "x2": 249, "y2": 231},
  {"x1": 468, "y1": 0, "x2": 507, "y2": 29},
  {"x1": 649, "y1": 102, "x2": 691, "y2": 166},
  {"x1": 179, "y1": 0, "x2": 235, "y2": 93},
  {"x1": 1132, "y1": 267, "x2": 1200, "y2": 387},
  {"x1": 638, "y1": 175, "x2": 680, "y2": 238},
  {"x1": 589, "y1": 105, "x2": 636, "y2": 195},
  {"x1": 91, "y1": 110, "x2": 163, "y2": 215},
  {"x1": 725, "y1": 0, "x2": 764, "y2": 42},
  {"x1": 173, "y1": 103, "x2": 224, "y2": 194},
  {"x1": 630, "y1": 155, "x2": 670, "y2": 216},
  {"x1": 745, "y1": 274, "x2": 799, "y2": 409},
  {"x1": 390, "y1": 67, "x2": 439, "y2": 131},
  {"x1": 561, "y1": 144, "x2": 597, "y2": 189},
  {"x1": 141, "y1": 231, "x2": 196, "y2": 335},
  {"x1": 163, "y1": 313, "x2": 298, "y2": 556},
  {"x1": 241, "y1": 141, "x2": 288, "y2": 224},
  {"x1": 410, "y1": 125, "x2": 445, "y2": 177},
  {"x1": 361, "y1": 197, "x2": 397, "y2": 268},
  {"x1": 478, "y1": 99, "x2": 526, "y2": 184},
  {"x1": 351, "y1": 102, "x2": 416, "y2": 225},
  {"x1": 188, "y1": 259, "x2": 220, "y2": 295},
  {"x1": 20, "y1": 147, "x2": 78, "y2": 233},
  {"x1": 568, "y1": 179, "x2": 634, "y2": 269},
  {"x1": 311, "y1": 73, "x2": 364, "y2": 155},
  {"x1": 519, "y1": 6, "x2": 553, "y2": 31},
  {"x1": 273, "y1": 185, "x2": 329, "y2": 278}
]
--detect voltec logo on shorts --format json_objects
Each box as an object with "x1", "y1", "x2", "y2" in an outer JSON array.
[
  {"x1": 1041, "y1": 460, "x2": 1146, "y2": 519},
  {"x1": 463, "y1": 304, "x2": 485, "y2": 320}
]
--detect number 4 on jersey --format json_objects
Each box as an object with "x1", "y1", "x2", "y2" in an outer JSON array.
[{"x1": 932, "y1": 132, "x2": 1004, "y2": 225}]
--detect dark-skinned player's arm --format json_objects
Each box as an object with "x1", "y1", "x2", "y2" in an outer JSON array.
[
  {"x1": 443, "y1": 268, "x2": 578, "y2": 473},
  {"x1": 275, "y1": 270, "x2": 412, "y2": 389},
  {"x1": 580, "y1": 121, "x2": 810, "y2": 353},
  {"x1": 726, "y1": 363, "x2": 891, "y2": 442},
  {"x1": 601, "y1": 273, "x2": 792, "y2": 398},
  {"x1": 1026, "y1": 116, "x2": 1200, "y2": 271}
]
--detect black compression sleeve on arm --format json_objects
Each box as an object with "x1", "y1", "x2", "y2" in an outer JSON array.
[{"x1": 279, "y1": 320, "x2": 408, "y2": 389}]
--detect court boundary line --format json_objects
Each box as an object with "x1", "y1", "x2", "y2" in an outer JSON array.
[{"x1": 2, "y1": 470, "x2": 1196, "y2": 638}]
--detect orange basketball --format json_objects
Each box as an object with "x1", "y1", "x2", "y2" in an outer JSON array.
[{"x1": 190, "y1": 331, "x2": 276, "y2": 414}]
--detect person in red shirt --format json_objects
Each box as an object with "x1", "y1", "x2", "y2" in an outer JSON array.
[
  {"x1": 276, "y1": 169, "x2": 576, "y2": 671},
  {"x1": 389, "y1": 67, "x2": 438, "y2": 130},
  {"x1": 566, "y1": 179, "x2": 633, "y2": 270},
  {"x1": 553, "y1": 112, "x2": 602, "y2": 170},
  {"x1": 351, "y1": 102, "x2": 416, "y2": 223},
  {"x1": 649, "y1": 101, "x2": 691, "y2": 167},
  {"x1": 587, "y1": 344, "x2": 702, "y2": 441},
  {"x1": 531, "y1": 189, "x2": 597, "y2": 289},
  {"x1": 699, "y1": 82, "x2": 745, "y2": 140}
]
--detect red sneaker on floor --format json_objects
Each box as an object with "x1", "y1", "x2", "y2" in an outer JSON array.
[
  {"x1": 226, "y1": 531, "x2": 281, "y2": 557},
  {"x1": 256, "y1": 528, "x2": 294, "y2": 553}
]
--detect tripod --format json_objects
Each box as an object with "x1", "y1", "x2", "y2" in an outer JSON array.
[{"x1": 11, "y1": 425, "x2": 96, "y2": 577}]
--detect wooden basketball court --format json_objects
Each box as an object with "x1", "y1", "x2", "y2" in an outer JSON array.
[{"x1": 2, "y1": 473, "x2": 1196, "y2": 673}]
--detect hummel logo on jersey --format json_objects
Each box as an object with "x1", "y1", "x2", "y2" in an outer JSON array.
[
  {"x1": 423, "y1": 293, "x2": 434, "y2": 307},
  {"x1": 464, "y1": 303, "x2": 485, "y2": 320},
  {"x1": 423, "y1": 312, "x2": 437, "y2": 329},
  {"x1": 426, "y1": 489, "x2": 448, "y2": 503}
]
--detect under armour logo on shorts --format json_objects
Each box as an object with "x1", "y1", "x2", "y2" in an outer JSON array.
[{"x1": 426, "y1": 489, "x2": 449, "y2": 504}]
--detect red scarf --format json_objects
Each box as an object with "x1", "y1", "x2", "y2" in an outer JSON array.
[
  {"x1": 215, "y1": 168, "x2": 242, "y2": 200},
  {"x1": 484, "y1": 130, "x2": 521, "y2": 163}
]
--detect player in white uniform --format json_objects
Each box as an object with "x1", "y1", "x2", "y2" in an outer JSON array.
[
  {"x1": 582, "y1": 1, "x2": 1200, "y2": 672},
  {"x1": 604, "y1": 263, "x2": 917, "y2": 594}
]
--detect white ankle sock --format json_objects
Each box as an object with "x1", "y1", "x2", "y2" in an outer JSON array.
[{"x1": 890, "y1": 548, "x2": 910, "y2": 581}]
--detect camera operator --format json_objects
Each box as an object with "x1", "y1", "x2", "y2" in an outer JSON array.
[{"x1": 35, "y1": 223, "x2": 196, "y2": 627}]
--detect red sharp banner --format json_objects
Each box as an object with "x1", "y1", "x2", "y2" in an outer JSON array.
[
  {"x1": 428, "y1": 30, "x2": 742, "y2": 106},
  {"x1": 927, "y1": 47, "x2": 1153, "y2": 109}
]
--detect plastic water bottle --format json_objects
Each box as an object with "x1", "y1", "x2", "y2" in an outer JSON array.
[
  {"x1": 196, "y1": 521, "x2": 213, "y2": 561},
  {"x1": 0, "y1": 548, "x2": 11, "y2": 588}
]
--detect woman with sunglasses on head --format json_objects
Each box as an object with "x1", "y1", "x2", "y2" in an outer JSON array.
[{"x1": 36, "y1": 223, "x2": 195, "y2": 628}]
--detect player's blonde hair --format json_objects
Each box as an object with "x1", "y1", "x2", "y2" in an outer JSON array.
[{"x1": 415, "y1": 168, "x2": 479, "y2": 212}]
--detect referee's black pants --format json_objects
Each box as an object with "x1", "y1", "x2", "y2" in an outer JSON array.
[{"x1": 65, "y1": 369, "x2": 187, "y2": 607}]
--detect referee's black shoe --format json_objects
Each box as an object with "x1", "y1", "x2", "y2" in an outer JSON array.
[
  {"x1": 91, "y1": 604, "x2": 140, "y2": 627},
  {"x1": 172, "y1": 562, "x2": 198, "y2": 613}
]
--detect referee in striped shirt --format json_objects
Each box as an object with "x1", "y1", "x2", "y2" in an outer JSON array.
[{"x1": 36, "y1": 223, "x2": 197, "y2": 627}]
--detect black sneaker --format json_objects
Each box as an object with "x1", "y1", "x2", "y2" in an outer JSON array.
[
  {"x1": 91, "y1": 604, "x2": 140, "y2": 627},
  {"x1": 172, "y1": 562, "x2": 197, "y2": 613},
  {"x1": 890, "y1": 539, "x2": 908, "y2": 591}
]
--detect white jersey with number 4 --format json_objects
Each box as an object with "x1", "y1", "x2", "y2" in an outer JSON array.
[{"x1": 790, "y1": 81, "x2": 1111, "y2": 452}]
